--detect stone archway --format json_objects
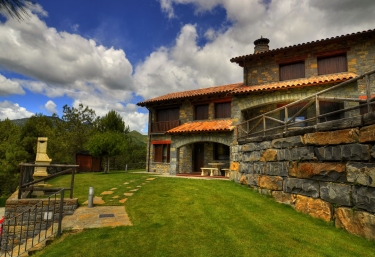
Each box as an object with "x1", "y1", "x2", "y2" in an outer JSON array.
[{"x1": 168, "y1": 133, "x2": 234, "y2": 175}]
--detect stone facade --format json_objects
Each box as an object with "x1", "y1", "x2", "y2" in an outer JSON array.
[
  {"x1": 243, "y1": 33, "x2": 375, "y2": 93},
  {"x1": 234, "y1": 113, "x2": 375, "y2": 240}
]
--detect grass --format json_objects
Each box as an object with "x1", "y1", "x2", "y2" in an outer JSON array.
[
  {"x1": 35, "y1": 172, "x2": 375, "y2": 257},
  {"x1": 0, "y1": 195, "x2": 8, "y2": 207}
]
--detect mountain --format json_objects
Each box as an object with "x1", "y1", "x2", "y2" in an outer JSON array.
[{"x1": 128, "y1": 130, "x2": 148, "y2": 145}]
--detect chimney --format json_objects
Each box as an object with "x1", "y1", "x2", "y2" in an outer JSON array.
[{"x1": 254, "y1": 36, "x2": 270, "y2": 54}]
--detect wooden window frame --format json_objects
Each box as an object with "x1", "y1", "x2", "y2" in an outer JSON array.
[{"x1": 279, "y1": 61, "x2": 305, "y2": 81}]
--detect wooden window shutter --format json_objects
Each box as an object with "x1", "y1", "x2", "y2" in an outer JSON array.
[
  {"x1": 318, "y1": 54, "x2": 347, "y2": 75},
  {"x1": 215, "y1": 102, "x2": 231, "y2": 118},
  {"x1": 195, "y1": 104, "x2": 209, "y2": 120},
  {"x1": 279, "y1": 62, "x2": 305, "y2": 81},
  {"x1": 154, "y1": 145, "x2": 162, "y2": 162}
]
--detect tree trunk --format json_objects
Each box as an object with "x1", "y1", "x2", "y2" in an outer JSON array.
[{"x1": 106, "y1": 156, "x2": 110, "y2": 173}]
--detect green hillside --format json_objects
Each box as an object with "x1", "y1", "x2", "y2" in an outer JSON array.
[{"x1": 128, "y1": 130, "x2": 148, "y2": 145}]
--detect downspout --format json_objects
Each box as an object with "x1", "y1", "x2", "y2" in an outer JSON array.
[
  {"x1": 146, "y1": 106, "x2": 152, "y2": 172},
  {"x1": 243, "y1": 57, "x2": 248, "y2": 86}
]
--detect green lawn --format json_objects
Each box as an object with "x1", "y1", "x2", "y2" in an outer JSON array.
[{"x1": 35, "y1": 172, "x2": 375, "y2": 257}]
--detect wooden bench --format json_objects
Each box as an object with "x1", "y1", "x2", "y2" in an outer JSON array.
[
  {"x1": 221, "y1": 168, "x2": 230, "y2": 178},
  {"x1": 200, "y1": 167, "x2": 219, "y2": 176}
]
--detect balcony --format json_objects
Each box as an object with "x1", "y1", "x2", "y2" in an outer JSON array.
[{"x1": 151, "y1": 120, "x2": 180, "y2": 134}]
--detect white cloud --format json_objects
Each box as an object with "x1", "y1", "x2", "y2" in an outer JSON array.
[
  {"x1": 135, "y1": 0, "x2": 374, "y2": 100},
  {"x1": 44, "y1": 100, "x2": 57, "y2": 115},
  {"x1": 0, "y1": 101, "x2": 34, "y2": 120},
  {"x1": 0, "y1": 74, "x2": 24, "y2": 96}
]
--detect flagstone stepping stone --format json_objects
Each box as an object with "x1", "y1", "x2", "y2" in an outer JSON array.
[
  {"x1": 101, "y1": 191, "x2": 114, "y2": 195},
  {"x1": 112, "y1": 196, "x2": 119, "y2": 199},
  {"x1": 124, "y1": 193, "x2": 133, "y2": 196},
  {"x1": 136, "y1": 186, "x2": 142, "y2": 188},
  {"x1": 124, "y1": 182, "x2": 129, "y2": 185},
  {"x1": 146, "y1": 178, "x2": 155, "y2": 181},
  {"x1": 130, "y1": 189, "x2": 138, "y2": 192},
  {"x1": 110, "y1": 188, "x2": 117, "y2": 190},
  {"x1": 82, "y1": 196, "x2": 105, "y2": 205},
  {"x1": 119, "y1": 198, "x2": 127, "y2": 203},
  {"x1": 127, "y1": 187, "x2": 131, "y2": 188}
]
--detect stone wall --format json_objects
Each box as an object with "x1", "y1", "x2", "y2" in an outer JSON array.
[
  {"x1": 2, "y1": 191, "x2": 78, "y2": 250},
  {"x1": 233, "y1": 115, "x2": 375, "y2": 240}
]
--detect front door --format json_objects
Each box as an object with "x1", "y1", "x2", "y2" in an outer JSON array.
[{"x1": 193, "y1": 143, "x2": 205, "y2": 172}]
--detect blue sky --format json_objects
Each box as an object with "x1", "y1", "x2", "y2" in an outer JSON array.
[{"x1": 0, "y1": 0, "x2": 374, "y2": 133}]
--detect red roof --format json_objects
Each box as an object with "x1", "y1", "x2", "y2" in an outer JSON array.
[
  {"x1": 230, "y1": 29, "x2": 375, "y2": 64},
  {"x1": 137, "y1": 83, "x2": 242, "y2": 106},
  {"x1": 167, "y1": 119, "x2": 234, "y2": 134},
  {"x1": 231, "y1": 73, "x2": 357, "y2": 94}
]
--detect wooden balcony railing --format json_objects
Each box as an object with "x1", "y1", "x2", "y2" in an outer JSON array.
[
  {"x1": 237, "y1": 69, "x2": 375, "y2": 140},
  {"x1": 151, "y1": 120, "x2": 180, "y2": 134}
]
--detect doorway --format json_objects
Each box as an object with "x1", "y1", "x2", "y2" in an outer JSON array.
[{"x1": 193, "y1": 143, "x2": 204, "y2": 172}]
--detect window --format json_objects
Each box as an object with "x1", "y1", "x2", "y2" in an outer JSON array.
[
  {"x1": 279, "y1": 102, "x2": 308, "y2": 127},
  {"x1": 319, "y1": 101, "x2": 344, "y2": 122},
  {"x1": 195, "y1": 104, "x2": 209, "y2": 120},
  {"x1": 214, "y1": 143, "x2": 230, "y2": 160},
  {"x1": 318, "y1": 54, "x2": 347, "y2": 75},
  {"x1": 154, "y1": 144, "x2": 170, "y2": 163},
  {"x1": 215, "y1": 102, "x2": 231, "y2": 118},
  {"x1": 156, "y1": 108, "x2": 179, "y2": 122},
  {"x1": 279, "y1": 61, "x2": 305, "y2": 81}
]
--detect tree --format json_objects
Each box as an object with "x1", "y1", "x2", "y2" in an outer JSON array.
[
  {"x1": 53, "y1": 104, "x2": 97, "y2": 163},
  {"x1": 0, "y1": 0, "x2": 29, "y2": 19},
  {"x1": 86, "y1": 131, "x2": 126, "y2": 173},
  {"x1": 96, "y1": 110, "x2": 130, "y2": 134},
  {"x1": 0, "y1": 119, "x2": 28, "y2": 196},
  {"x1": 20, "y1": 114, "x2": 55, "y2": 162}
]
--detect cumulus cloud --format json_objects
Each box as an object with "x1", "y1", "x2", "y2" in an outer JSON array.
[
  {"x1": 44, "y1": 100, "x2": 57, "y2": 115},
  {"x1": 0, "y1": 74, "x2": 24, "y2": 96},
  {"x1": 135, "y1": 0, "x2": 374, "y2": 100},
  {"x1": 0, "y1": 4, "x2": 147, "y2": 131},
  {"x1": 0, "y1": 101, "x2": 34, "y2": 120}
]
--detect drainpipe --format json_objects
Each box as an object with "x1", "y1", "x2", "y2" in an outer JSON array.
[{"x1": 146, "y1": 107, "x2": 152, "y2": 172}]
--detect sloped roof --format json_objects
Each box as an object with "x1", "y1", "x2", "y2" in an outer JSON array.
[
  {"x1": 231, "y1": 73, "x2": 358, "y2": 94},
  {"x1": 230, "y1": 29, "x2": 375, "y2": 64},
  {"x1": 137, "y1": 83, "x2": 242, "y2": 106},
  {"x1": 167, "y1": 119, "x2": 234, "y2": 134}
]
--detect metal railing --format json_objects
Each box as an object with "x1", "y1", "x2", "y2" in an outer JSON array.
[
  {"x1": 18, "y1": 163, "x2": 78, "y2": 199},
  {"x1": 237, "y1": 69, "x2": 375, "y2": 140},
  {"x1": 0, "y1": 189, "x2": 64, "y2": 257},
  {"x1": 151, "y1": 120, "x2": 180, "y2": 133}
]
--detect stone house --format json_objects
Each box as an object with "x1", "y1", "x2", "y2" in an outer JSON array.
[{"x1": 137, "y1": 29, "x2": 375, "y2": 176}]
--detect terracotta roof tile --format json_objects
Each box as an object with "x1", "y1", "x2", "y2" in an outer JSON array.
[
  {"x1": 137, "y1": 83, "x2": 242, "y2": 106},
  {"x1": 167, "y1": 119, "x2": 234, "y2": 134},
  {"x1": 231, "y1": 73, "x2": 358, "y2": 94},
  {"x1": 230, "y1": 29, "x2": 375, "y2": 63}
]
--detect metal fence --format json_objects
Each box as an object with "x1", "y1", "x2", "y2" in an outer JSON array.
[{"x1": 0, "y1": 189, "x2": 64, "y2": 257}]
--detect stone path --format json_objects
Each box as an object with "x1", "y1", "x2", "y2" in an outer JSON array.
[
  {"x1": 0, "y1": 207, "x2": 4, "y2": 218},
  {"x1": 62, "y1": 206, "x2": 132, "y2": 230},
  {"x1": 63, "y1": 177, "x2": 157, "y2": 231}
]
